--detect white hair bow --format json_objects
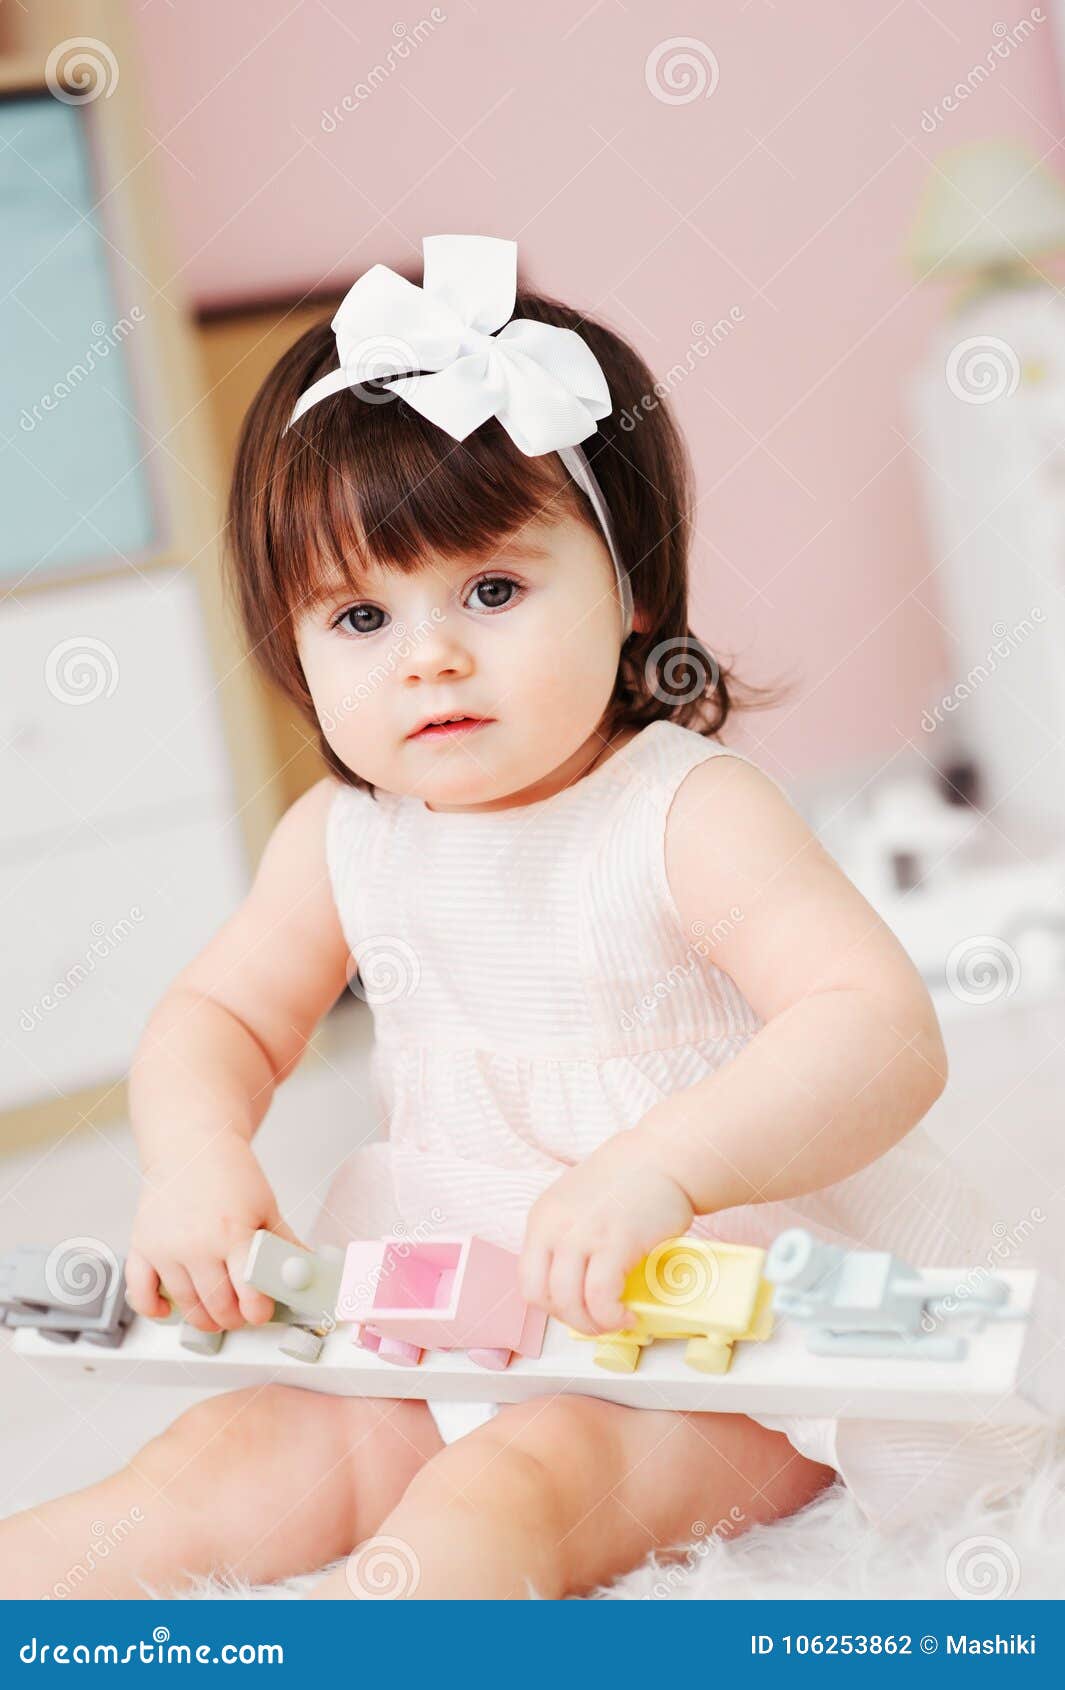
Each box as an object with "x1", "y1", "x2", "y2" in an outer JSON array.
[{"x1": 286, "y1": 234, "x2": 633, "y2": 640}]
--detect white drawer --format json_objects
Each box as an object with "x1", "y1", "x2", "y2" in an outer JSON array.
[
  {"x1": 0, "y1": 806, "x2": 248, "y2": 1111},
  {"x1": 0, "y1": 571, "x2": 236, "y2": 849}
]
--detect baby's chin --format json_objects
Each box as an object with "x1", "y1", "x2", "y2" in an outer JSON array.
[
  {"x1": 406, "y1": 752, "x2": 560, "y2": 813},
  {"x1": 340, "y1": 720, "x2": 594, "y2": 810},
  {"x1": 331, "y1": 745, "x2": 508, "y2": 808},
  {"x1": 404, "y1": 762, "x2": 526, "y2": 812}
]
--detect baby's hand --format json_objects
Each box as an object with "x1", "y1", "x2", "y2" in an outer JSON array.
[
  {"x1": 519, "y1": 1130, "x2": 694, "y2": 1335},
  {"x1": 125, "y1": 1135, "x2": 306, "y2": 1333}
]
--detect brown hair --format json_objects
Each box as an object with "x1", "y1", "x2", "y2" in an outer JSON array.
[{"x1": 223, "y1": 270, "x2": 781, "y2": 793}]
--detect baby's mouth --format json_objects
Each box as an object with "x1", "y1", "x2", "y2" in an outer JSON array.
[{"x1": 407, "y1": 716, "x2": 494, "y2": 740}]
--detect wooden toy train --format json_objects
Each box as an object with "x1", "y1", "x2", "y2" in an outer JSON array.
[{"x1": 1, "y1": 1226, "x2": 1032, "y2": 1371}]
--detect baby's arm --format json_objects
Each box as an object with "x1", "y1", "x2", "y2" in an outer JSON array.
[
  {"x1": 125, "y1": 777, "x2": 352, "y2": 1333},
  {"x1": 649, "y1": 753, "x2": 948, "y2": 1208},
  {"x1": 521, "y1": 754, "x2": 948, "y2": 1334}
]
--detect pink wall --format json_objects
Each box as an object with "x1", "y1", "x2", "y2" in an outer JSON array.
[{"x1": 132, "y1": 0, "x2": 1065, "y2": 784}]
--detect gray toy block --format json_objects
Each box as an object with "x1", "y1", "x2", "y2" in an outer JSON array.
[
  {"x1": 9, "y1": 1248, "x2": 105, "y2": 1320},
  {"x1": 765, "y1": 1227, "x2": 1024, "y2": 1362},
  {"x1": 0, "y1": 1244, "x2": 133, "y2": 1347},
  {"x1": 243, "y1": 1232, "x2": 343, "y2": 1332}
]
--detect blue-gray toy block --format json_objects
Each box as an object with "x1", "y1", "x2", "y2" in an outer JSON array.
[
  {"x1": 243, "y1": 1232, "x2": 344, "y2": 1332},
  {"x1": 0, "y1": 1244, "x2": 133, "y2": 1347},
  {"x1": 764, "y1": 1227, "x2": 1021, "y2": 1362}
]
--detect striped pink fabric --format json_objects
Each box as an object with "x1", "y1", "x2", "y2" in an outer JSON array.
[{"x1": 319, "y1": 720, "x2": 1051, "y2": 1527}]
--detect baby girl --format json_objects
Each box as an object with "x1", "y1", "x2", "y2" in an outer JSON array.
[{"x1": 3, "y1": 236, "x2": 1045, "y2": 1600}]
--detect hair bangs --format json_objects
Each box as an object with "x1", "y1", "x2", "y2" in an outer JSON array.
[{"x1": 281, "y1": 392, "x2": 580, "y2": 620}]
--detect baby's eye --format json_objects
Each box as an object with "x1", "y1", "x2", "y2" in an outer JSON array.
[
  {"x1": 333, "y1": 604, "x2": 387, "y2": 636},
  {"x1": 466, "y1": 575, "x2": 521, "y2": 611}
]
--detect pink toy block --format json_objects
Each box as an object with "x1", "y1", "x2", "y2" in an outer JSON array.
[{"x1": 336, "y1": 1237, "x2": 547, "y2": 1369}]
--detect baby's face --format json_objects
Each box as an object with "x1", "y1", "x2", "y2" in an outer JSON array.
[{"x1": 294, "y1": 509, "x2": 627, "y2": 811}]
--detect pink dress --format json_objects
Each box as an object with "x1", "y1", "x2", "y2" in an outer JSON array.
[{"x1": 318, "y1": 719, "x2": 1050, "y2": 1529}]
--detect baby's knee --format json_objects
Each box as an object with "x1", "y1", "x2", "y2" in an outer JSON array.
[
  {"x1": 131, "y1": 1387, "x2": 280, "y2": 1527},
  {"x1": 402, "y1": 1438, "x2": 562, "y2": 1580},
  {"x1": 405, "y1": 1396, "x2": 609, "y2": 1534},
  {"x1": 493, "y1": 1395, "x2": 619, "y2": 1465},
  {"x1": 135, "y1": 1387, "x2": 435, "y2": 1568},
  {"x1": 145, "y1": 1383, "x2": 414, "y2": 1472},
  {"x1": 137, "y1": 1386, "x2": 279, "y2": 1478}
]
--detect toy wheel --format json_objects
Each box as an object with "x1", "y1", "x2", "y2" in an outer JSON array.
[
  {"x1": 467, "y1": 1346, "x2": 512, "y2": 1371},
  {"x1": 684, "y1": 1336, "x2": 732, "y2": 1374},
  {"x1": 179, "y1": 1323, "x2": 224, "y2": 1356},
  {"x1": 82, "y1": 1328, "x2": 126, "y2": 1349},
  {"x1": 593, "y1": 1336, "x2": 642, "y2": 1373},
  {"x1": 279, "y1": 1326, "x2": 324, "y2": 1363},
  {"x1": 377, "y1": 1337, "x2": 423, "y2": 1367}
]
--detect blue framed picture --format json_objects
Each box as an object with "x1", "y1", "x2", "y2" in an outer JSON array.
[{"x1": 0, "y1": 92, "x2": 158, "y2": 583}]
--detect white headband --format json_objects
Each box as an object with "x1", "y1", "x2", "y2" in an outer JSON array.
[{"x1": 285, "y1": 234, "x2": 633, "y2": 642}]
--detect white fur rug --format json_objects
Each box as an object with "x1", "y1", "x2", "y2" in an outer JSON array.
[{"x1": 164, "y1": 1430, "x2": 1065, "y2": 1601}]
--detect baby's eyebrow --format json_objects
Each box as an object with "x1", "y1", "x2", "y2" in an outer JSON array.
[
  {"x1": 303, "y1": 568, "x2": 406, "y2": 608},
  {"x1": 471, "y1": 532, "x2": 556, "y2": 564},
  {"x1": 301, "y1": 574, "x2": 364, "y2": 608}
]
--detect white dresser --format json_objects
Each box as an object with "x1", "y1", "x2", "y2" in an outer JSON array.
[{"x1": 0, "y1": 572, "x2": 249, "y2": 1111}]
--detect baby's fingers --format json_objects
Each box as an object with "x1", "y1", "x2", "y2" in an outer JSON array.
[
  {"x1": 584, "y1": 1250, "x2": 629, "y2": 1333},
  {"x1": 124, "y1": 1249, "x2": 168, "y2": 1319},
  {"x1": 189, "y1": 1259, "x2": 244, "y2": 1330},
  {"x1": 157, "y1": 1262, "x2": 216, "y2": 1331},
  {"x1": 518, "y1": 1238, "x2": 551, "y2": 1312},
  {"x1": 226, "y1": 1241, "x2": 274, "y2": 1326},
  {"x1": 549, "y1": 1248, "x2": 595, "y2": 1336}
]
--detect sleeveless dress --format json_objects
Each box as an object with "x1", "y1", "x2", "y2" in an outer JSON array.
[{"x1": 318, "y1": 719, "x2": 1051, "y2": 1531}]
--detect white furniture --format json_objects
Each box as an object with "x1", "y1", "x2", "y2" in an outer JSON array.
[
  {"x1": 909, "y1": 284, "x2": 1065, "y2": 844},
  {"x1": 0, "y1": 18, "x2": 283, "y2": 1133},
  {"x1": 0, "y1": 572, "x2": 249, "y2": 1111}
]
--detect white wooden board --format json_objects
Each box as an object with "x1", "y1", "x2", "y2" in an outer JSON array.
[{"x1": 13, "y1": 1267, "x2": 1063, "y2": 1425}]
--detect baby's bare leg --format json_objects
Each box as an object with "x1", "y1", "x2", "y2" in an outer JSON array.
[
  {"x1": 1, "y1": 1386, "x2": 441, "y2": 1599},
  {"x1": 313, "y1": 1397, "x2": 836, "y2": 1600}
]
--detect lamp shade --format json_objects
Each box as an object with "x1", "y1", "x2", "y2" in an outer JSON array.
[{"x1": 908, "y1": 139, "x2": 1065, "y2": 278}]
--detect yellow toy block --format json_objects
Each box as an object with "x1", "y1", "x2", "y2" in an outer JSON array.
[{"x1": 570, "y1": 1238, "x2": 774, "y2": 1375}]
